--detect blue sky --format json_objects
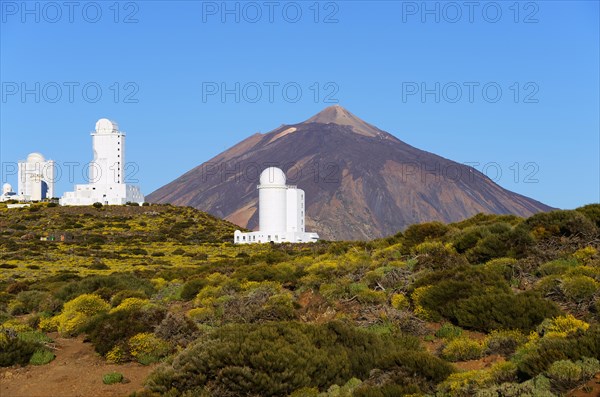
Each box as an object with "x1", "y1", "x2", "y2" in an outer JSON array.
[{"x1": 1, "y1": 0, "x2": 598, "y2": 209}]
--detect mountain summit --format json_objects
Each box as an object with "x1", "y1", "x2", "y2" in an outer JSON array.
[
  {"x1": 304, "y1": 105, "x2": 387, "y2": 137},
  {"x1": 147, "y1": 107, "x2": 552, "y2": 240}
]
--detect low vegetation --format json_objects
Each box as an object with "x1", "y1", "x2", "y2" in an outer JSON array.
[{"x1": 0, "y1": 203, "x2": 599, "y2": 396}]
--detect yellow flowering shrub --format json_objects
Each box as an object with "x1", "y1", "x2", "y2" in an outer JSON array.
[
  {"x1": 437, "y1": 369, "x2": 494, "y2": 395},
  {"x1": 573, "y1": 246, "x2": 597, "y2": 263},
  {"x1": 205, "y1": 272, "x2": 229, "y2": 286},
  {"x1": 105, "y1": 345, "x2": 126, "y2": 364},
  {"x1": 63, "y1": 293, "x2": 110, "y2": 316},
  {"x1": 305, "y1": 260, "x2": 340, "y2": 279},
  {"x1": 0, "y1": 319, "x2": 33, "y2": 333},
  {"x1": 38, "y1": 316, "x2": 60, "y2": 332},
  {"x1": 489, "y1": 361, "x2": 518, "y2": 383},
  {"x1": 438, "y1": 361, "x2": 516, "y2": 395},
  {"x1": 442, "y1": 337, "x2": 484, "y2": 361},
  {"x1": 109, "y1": 297, "x2": 150, "y2": 314},
  {"x1": 128, "y1": 332, "x2": 170, "y2": 365},
  {"x1": 541, "y1": 314, "x2": 589, "y2": 338},
  {"x1": 193, "y1": 283, "x2": 234, "y2": 314},
  {"x1": 241, "y1": 280, "x2": 281, "y2": 293},
  {"x1": 391, "y1": 293, "x2": 409, "y2": 310},
  {"x1": 151, "y1": 277, "x2": 168, "y2": 290},
  {"x1": 187, "y1": 307, "x2": 215, "y2": 322},
  {"x1": 411, "y1": 286, "x2": 435, "y2": 320},
  {"x1": 55, "y1": 294, "x2": 110, "y2": 336}
]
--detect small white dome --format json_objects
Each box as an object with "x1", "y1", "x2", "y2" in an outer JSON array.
[
  {"x1": 260, "y1": 167, "x2": 286, "y2": 186},
  {"x1": 95, "y1": 118, "x2": 118, "y2": 134},
  {"x1": 27, "y1": 152, "x2": 45, "y2": 163},
  {"x1": 3, "y1": 183, "x2": 12, "y2": 194}
]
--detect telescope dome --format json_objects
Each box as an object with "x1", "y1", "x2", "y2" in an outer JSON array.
[{"x1": 260, "y1": 167, "x2": 286, "y2": 186}]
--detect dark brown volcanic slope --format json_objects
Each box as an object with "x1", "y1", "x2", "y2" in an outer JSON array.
[{"x1": 148, "y1": 106, "x2": 553, "y2": 240}]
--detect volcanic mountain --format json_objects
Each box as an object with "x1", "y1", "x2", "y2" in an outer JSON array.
[{"x1": 147, "y1": 106, "x2": 552, "y2": 240}]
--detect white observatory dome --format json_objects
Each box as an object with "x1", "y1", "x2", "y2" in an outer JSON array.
[
  {"x1": 3, "y1": 183, "x2": 12, "y2": 194},
  {"x1": 27, "y1": 152, "x2": 45, "y2": 163},
  {"x1": 260, "y1": 167, "x2": 286, "y2": 186},
  {"x1": 95, "y1": 118, "x2": 118, "y2": 134}
]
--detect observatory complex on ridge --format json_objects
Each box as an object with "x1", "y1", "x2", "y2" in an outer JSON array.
[
  {"x1": 60, "y1": 119, "x2": 144, "y2": 206},
  {"x1": 234, "y1": 167, "x2": 319, "y2": 244}
]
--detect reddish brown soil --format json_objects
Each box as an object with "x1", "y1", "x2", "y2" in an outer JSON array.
[
  {"x1": 0, "y1": 334, "x2": 155, "y2": 397},
  {"x1": 568, "y1": 373, "x2": 600, "y2": 397}
]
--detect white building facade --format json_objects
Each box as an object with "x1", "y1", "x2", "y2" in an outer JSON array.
[
  {"x1": 234, "y1": 167, "x2": 319, "y2": 244},
  {"x1": 60, "y1": 119, "x2": 144, "y2": 206},
  {"x1": 17, "y1": 153, "x2": 55, "y2": 201}
]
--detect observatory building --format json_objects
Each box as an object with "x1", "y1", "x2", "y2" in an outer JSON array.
[
  {"x1": 60, "y1": 119, "x2": 144, "y2": 206},
  {"x1": 17, "y1": 153, "x2": 56, "y2": 201},
  {"x1": 0, "y1": 183, "x2": 17, "y2": 202},
  {"x1": 234, "y1": 167, "x2": 319, "y2": 244}
]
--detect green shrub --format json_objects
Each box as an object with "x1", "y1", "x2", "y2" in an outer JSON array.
[
  {"x1": 411, "y1": 242, "x2": 468, "y2": 271},
  {"x1": 442, "y1": 338, "x2": 483, "y2": 361},
  {"x1": 435, "y1": 323, "x2": 463, "y2": 340},
  {"x1": 561, "y1": 275, "x2": 599, "y2": 303},
  {"x1": 83, "y1": 305, "x2": 166, "y2": 357},
  {"x1": 103, "y1": 372, "x2": 124, "y2": 385},
  {"x1": 349, "y1": 283, "x2": 386, "y2": 305},
  {"x1": 576, "y1": 204, "x2": 600, "y2": 228},
  {"x1": 353, "y1": 384, "x2": 421, "y2": 397},
  {"x1": 29, "y1": 349, "x2": 55, "y2": 365},
  {"x1": 180, "y1": 278, "x2": 207, "y2": 301},
  {"x1": 145, "y1": 321, "x2": 436, "y2": 397},
  {"x1": 468, "y1": 234, "x2": 509, "y2": 264},
  {"x1": 524, "y1": 210, "x2": 597, "y2": 238},
  {"x1": 452, "y1": 225, "x2": 490, "y2": 254},
  {"x1": 375, "y1": 349, "x2": 454, "y2": 383},
  {"x1": 452, "y1": 291, "x2": 560, "y2": 333},
  {"x1": 56, "y1": 273, "x2": 155, "y2": 302},
  {"x1": 483, "y1": 257, "x2": 519, "y2": 282},
  {"x1": 516, "y1": 326, "x2": 600, "y2": 378},
  {"x1": 401, "y1": 222, "x2": 450, "y2": 253},
  {"x1": 412, "y1": 267, "x2": 544, "y2": 330},
  {"x1": 0, "y1": 334, "x2": 38, "y2": 367},
  {"x1": 537, "y1": 258, "x2": 578, "y2": 276},
  {"x1": 87, "y1": 262, "x2": 109, "y2": 270},
  {"x1": 484, "y1": 330, "x2": 527, "y2": 356},
  {"x1": 546, "y1": 357, "x2": 600, "y2": 392},
  {"x1": 18, "y1": 330, "x2": 53, "y2": 344},
  {"x1": 233, "y1": 262, "x2": 304, "y2": 285},
  {"x1": 93, "y1": 202, "x2": 103, "y2": 209},
  {"x1": 14, "y1": 290, "x2": 60, "y2": 314},
  {"x1": 154, "y1": 312, "x2": 199, "y2": 348}
]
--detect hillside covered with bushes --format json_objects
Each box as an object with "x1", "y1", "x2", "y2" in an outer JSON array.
[{"x1": 1, "y1": 203, "x2": 599, "y2": 396}]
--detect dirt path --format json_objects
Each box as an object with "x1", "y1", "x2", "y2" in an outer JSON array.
[
  {"x1": 0, "y1": 334, "x2": 154, "y2": 397},
  {"x1": 568, "y1": 372, "x2": 600, "y2": 397}
]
